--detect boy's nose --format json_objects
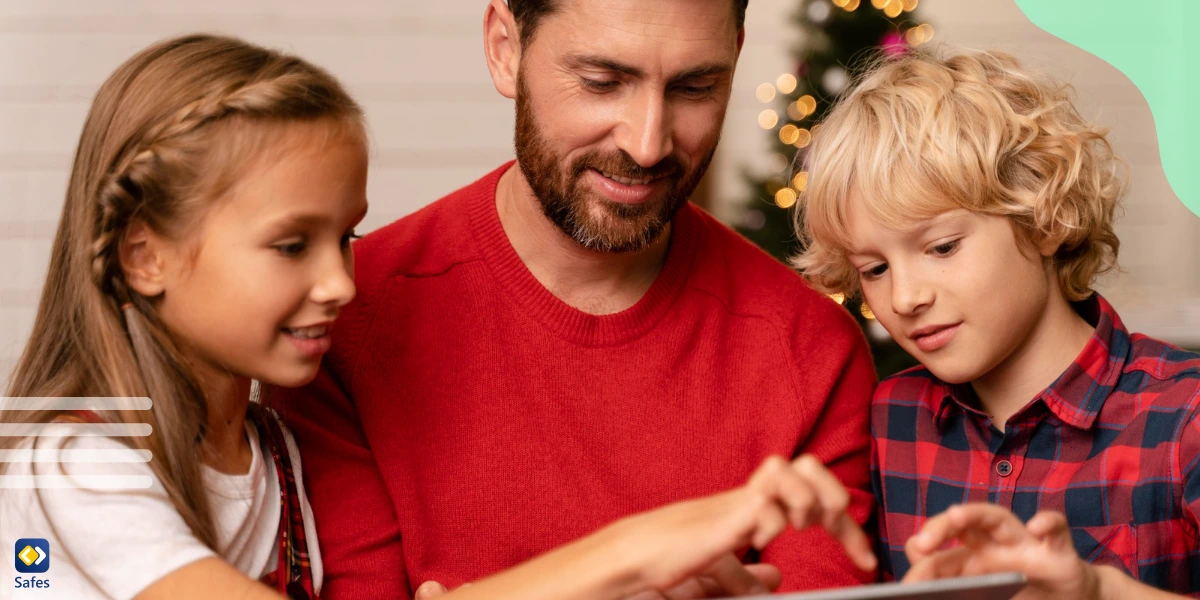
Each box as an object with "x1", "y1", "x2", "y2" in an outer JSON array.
[{"x1": 890, "y1": 271, "x2": 933, "y2": 315}]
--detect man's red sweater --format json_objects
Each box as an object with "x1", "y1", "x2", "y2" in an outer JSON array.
[{"x1": 274, "y1": 163, "x2": 877, "y2": 598}]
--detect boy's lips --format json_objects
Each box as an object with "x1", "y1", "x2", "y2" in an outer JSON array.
[{"x1": 909, "y1": 322, "x2": 961, "y2": 353}]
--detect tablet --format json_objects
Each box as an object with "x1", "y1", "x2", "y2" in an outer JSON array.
[{"x1": 718, "y1": 572, "x2": 1026, "y2": 600}]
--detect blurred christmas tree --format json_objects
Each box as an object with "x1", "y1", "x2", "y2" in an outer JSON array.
[{"x1": 735, "y1": 0, "x2": 935, "y2": 378}]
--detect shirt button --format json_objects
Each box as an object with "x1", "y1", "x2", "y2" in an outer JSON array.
[{"x1": 996, "y1": 460, "x2": 1013, "y2": 477}]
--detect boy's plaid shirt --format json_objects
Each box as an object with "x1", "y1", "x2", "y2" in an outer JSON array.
[{"x1": 871, "y1": 294, "x2": 1200, "y2": 594}]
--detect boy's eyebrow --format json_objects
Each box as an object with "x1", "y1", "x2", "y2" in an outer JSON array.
[{"x1": 564, "y1": 54, "x2": 732, "y2": 82}]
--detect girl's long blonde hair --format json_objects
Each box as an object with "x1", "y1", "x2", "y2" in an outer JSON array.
[{"x1": 3, "y1": 34, "x2": 362, "y2": 549}]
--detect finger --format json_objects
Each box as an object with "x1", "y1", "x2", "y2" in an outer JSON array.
[
  {"x1": 792, "y1": 455, "x2": 852, "y2": 529},
  {"x1": 744, "y1": 563, "x2": 782, "y2": 592},
  {"x1": 1026, "y1": 511, "x2": 1073, "y2": 553},
  {"x1": 701, "y1": 554, "x2": 771, "y2": 596},
  {"x1": 414, "y1": 581, "x2": 449, "y2": 599},
  {"x1": 752, "y1": 502, "x2": 789, "y2": 549},
  {"x1": 907, "y1": 503, "x2": 1028, "y2": 560},
  {"x1": 662, "y1": 577, "x2": 706, "y2": 600},
  {"x1": 626, "y1": 590, "x2": 670, "y2": 600},
  {"x1": 771, "y1": 465, "x2": 820, "y2": 530},
  {"x1": 902, "y1": 546, "x2": 972, "y2": 582},
  {"x1": 825, "y1": 512, "x2": 878, "y2": 572}
]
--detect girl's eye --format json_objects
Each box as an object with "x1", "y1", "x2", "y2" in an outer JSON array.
[
  {"x1": 931, "y1": 239, "x2": 961, "y2": 257},
  {"x1": 341, "y1": 231, "x2": 363, "y2": 249},
  {"x1": 581, "y1": 78, "x2": 619, "y2": 93},
  {"x1": 860, "y1": 263, "x2": 889, "y2": 281},
  {"x1": 274, "y1": 241, "x2": 306, "y2": 257}
]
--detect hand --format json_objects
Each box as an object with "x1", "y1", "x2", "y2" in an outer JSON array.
[
  {"x1": 608, "y1": 454, "x2": 876, "y2": 594},
  {"x1": 417, "y1": 556, "x2": 777, "y2": 600},
  {"x1": 623, "y1": 554, "x2": 781, "y2": 599},
  {"x1": 902, "y1": 504, "x2": 1100, "y2": 600}
]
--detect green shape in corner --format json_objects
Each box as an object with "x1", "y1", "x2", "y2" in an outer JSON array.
[{"x1": 1013, "y1": 0, "x2": 1199, "y2": 217}]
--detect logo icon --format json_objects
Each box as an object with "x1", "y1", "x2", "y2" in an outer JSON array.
[{"x1": 14, "y1": 539, "x2": 49, "y2": 574}]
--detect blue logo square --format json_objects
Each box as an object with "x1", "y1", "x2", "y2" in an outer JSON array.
[{"x1": 14, "y1": 538, "x2": 49, "y2": 574}]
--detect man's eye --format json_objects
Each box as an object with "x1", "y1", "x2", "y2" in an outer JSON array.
[
  {"x1": 581, "y1": 78, "x2": 619, "y2": 92},
  {"x1": 676, "y1": 85, "x2": 715, "y2": 98}
]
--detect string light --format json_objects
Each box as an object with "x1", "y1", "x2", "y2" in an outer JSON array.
[
  {"x1": 779, "y1": 124, "x2": 800, "y2": 145},
  {"x1": 920, "y1": 23, "x2": 935, "y2": 40},
  {"x1": 860, "y1": 303, "x2": 876, "y2": 320},
  {"x1": 902, "y1": 0, "x2": 919, "y2": 10},
  {"x1": 775, "y1": 188, "x2": 798, "y2": 209},
  {"x1": 829, "y1": 293, "x2": 846, "y2": 305},
  {"x1": 884, "y1": 0, "x2": 903, "y2": 17},
  {"x1": 905, "y1": 26, "x2": 925, "y2": 45},
  {"x1": 756, "y1": 83, "x2": 777, "y2": 103},
  {"x1": 769, "y1": 153, "x2": 790, "y2": 173},
  {"x1": 871, "y1": 0, "x2": 888, "y2": 8},
  {"x1": 787, "y1": 101, "x2": 807, "y2": 121},
  {"x1": 792, "y1": 170, "x2": 809, "y2": 191},
  {"x1": 798, "y1": 94, "x2": 817, "y2": 115},
  {"x1": 793, "y1": 127, "x2": 813, "y2": 148},
  {"x1": 831, "y1": 0, "x2": 850, "y2": 7},
  {"x1": 758, "y1": 109, "x2": 779, "y2": 129},
  {"x1": 843, "y1": 0, "x2": 860, "y2": 10},
  {"x1": 776, "y1": 74, "x2": 798, "y2": 94}
]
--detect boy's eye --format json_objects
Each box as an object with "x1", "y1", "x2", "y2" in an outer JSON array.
[
  {"x1": 931, "y1": 239, "x2": 961, "y2": 256},
  {"x1": 860, "y1": 263, "x2": 889, "y2": 281},
  {"x1": 581, "y1": 78, "x2": 619, "y2": 93},
  {"x1": 274, "y1": 241, "x2": 306, "y2": 257},
  {"x1": 341, "y1": 230, "x2": 363, "y2": 249}
]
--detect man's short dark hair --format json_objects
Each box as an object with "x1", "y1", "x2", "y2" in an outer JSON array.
[{"x1": 508, "y1": 0, "x2": 749, "y2": 48}]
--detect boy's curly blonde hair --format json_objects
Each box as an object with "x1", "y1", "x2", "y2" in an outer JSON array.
[{"x1": 792, "y1": 46, "x2": 1126, "y2": 301}]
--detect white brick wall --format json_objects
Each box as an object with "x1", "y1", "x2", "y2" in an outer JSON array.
[{"x1": 1, "y1": 0, "x2": 1197, "y2": 389}]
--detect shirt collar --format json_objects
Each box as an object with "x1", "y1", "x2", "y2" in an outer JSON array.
[{"x1": 931, "y1": 294, "x2": 1130, "y2": 431}]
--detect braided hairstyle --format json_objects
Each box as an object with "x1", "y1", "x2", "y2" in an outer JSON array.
[{"x1": 4, "y1": 34, "x2": 363, "y2": 551}]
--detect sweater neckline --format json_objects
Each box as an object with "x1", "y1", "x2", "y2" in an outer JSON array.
[{"x1": 468, "y1": 162, "x2": 699, "y2": 347}]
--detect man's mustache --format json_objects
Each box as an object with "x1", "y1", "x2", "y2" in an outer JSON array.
[{"x1": 571, "y1": 151, "x2": 683, "y2": 181}]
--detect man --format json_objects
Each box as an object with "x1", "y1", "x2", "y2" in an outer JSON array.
[{"x1": 275, "y1": 0, "x2": 876, "y2": 597}]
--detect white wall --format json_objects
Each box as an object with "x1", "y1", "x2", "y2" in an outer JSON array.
[{"x1": 1, "y1": 0, "x2": 1197, "y2": 388}]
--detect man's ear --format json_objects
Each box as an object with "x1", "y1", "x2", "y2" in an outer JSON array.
[
  {"x1": 484, "y1": 0, "x2": 522, "y2": 100},
  {"x1": 119, "y1": 220, "x2": 167, "y2": 298}
]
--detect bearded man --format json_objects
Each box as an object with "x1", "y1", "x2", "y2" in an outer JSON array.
[{"x1": 275, "y1": 0, "x2": 876, "y2": 597}]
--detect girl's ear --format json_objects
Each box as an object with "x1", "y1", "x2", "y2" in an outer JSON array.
[{"x1": 119, "y1": 221, "x2": 168, "y2": 298}]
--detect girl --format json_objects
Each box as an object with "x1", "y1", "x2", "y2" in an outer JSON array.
[{"x1": 0, "y1": 34, "x2": 874, "y2": 600}]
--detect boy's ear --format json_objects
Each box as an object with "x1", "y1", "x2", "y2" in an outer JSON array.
[
  {"x1": 118, "y1": 221, "x2": 167, "y2": 298},
  {"x1": 1036, "y1": 234, "x2": 1063, "y2": 259}
]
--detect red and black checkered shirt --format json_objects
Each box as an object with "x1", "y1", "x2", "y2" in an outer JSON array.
[{"x1": 871, "y1": 294, "x2": 1200, "y2": 594}]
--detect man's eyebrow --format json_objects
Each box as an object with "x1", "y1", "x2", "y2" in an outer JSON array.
[
  {"x1": 672, "y1": 63, "x2": 733, "y2": 82},
  {"x1": 565, "y1": 54, "x2": 643, "y2": 77},
  {"x1": 564, "y1": 55, "x2": 733, "y2": 82}
]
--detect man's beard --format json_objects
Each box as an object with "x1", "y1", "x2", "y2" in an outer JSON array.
[{"x1": 513, "y1": 72, "x2": 716, "y2": 254}]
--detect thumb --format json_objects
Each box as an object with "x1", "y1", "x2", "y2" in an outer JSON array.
[{"x1": 415, "y1": 581, "x2": 450, "y2": 599}]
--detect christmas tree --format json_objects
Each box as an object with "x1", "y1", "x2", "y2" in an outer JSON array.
[{"x1": 735, "y1": 0, "x2": 934, "y2": 378}]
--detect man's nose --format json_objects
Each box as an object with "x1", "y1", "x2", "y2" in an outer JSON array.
[{"x1": 614, "y1": 90, "x2": 674, "y2": 168}]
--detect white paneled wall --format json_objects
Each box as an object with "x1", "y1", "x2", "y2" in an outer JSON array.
[{"x1": 1, "y1": 0, "x2": 1198, "y2": 389}]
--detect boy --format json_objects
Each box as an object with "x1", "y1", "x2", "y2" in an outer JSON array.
[{"x1": 794, "y1": 46, "x2": 1200, "y2": 597}]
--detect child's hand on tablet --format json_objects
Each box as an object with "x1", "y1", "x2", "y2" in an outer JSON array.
[
  {"x1": 604, "y1": 454, "x2": 876, "y2": 595},
  {"x1": 901, "y1": 503, "x2": 1187, "y2": 600},
  {"x1": 407, "y1": 454, "x2": 874, "y2": 600}
]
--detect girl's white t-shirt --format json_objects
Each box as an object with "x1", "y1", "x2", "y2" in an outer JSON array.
[{"x1": 1, "y1": 418, "x2": 322, "y2": 599}]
